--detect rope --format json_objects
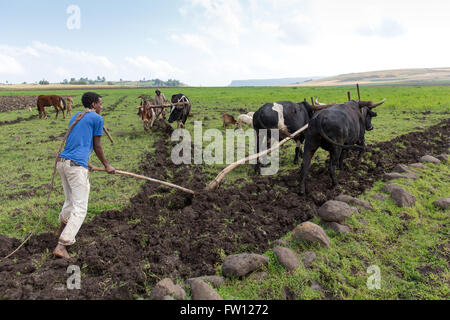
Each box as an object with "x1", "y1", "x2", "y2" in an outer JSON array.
[{"x1": 3, "y1": 112, "x2": 88, "y2": 260}]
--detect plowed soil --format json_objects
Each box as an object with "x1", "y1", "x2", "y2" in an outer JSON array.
[
  {"x1": 0, "y1": 118, "x2": 448, "y2": 300},
  {"x1": 0, "y1": 96, "x2": 76, "y2": 113}
]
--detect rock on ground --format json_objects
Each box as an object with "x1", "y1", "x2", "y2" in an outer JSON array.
[
  {"x1": 150, "y1": 278, "x2": 186, "y2": 300},
  {"x1": 188, "y1": 279, "x2": 223, "y2": 300},
  {"x1": 381, "y1": 184, "x2": 403, "y2": 194},
  {"x1": 222, "y1": 253, "x2": 269, "y2": 278},
  {"x1": 391, "y1": 187, "x2": 416, "y2": 208},
  {"x1": 273, "y1": 246, "x2": 300, "y2": 271},
  {"x1": 302, "y1": 251, "x2": 317, "y2": 268},
  {"x1": 436, "y1": 154, "x2": 448, "y2": 162},
  {"x1": 433, "y1": 198, "x2": 450, "y2": 210},
  {"x1": 318, "y1": 200, "x2": 358, "y2": 222},
  {"x1": 322, "y1": 221, "x2": 351, "y2": 234},
  {"x1": 409, "y1": 163, "x2": 426, "y2": 169},
  {"x1": 292, "y1": 222, "x2": 330, "y2": 248},
  {"x1": 420, "y1": 155, "x2": 441, "y2": 164},
  {"x1": 186, "y1": 275, "x2": 224, "y2": 288},
  {"x1": 394, "y1": 164, "x2": 417, "y2": 174},
  {"x1": 372, "y1": 194, "x2": 387, "y2": 201},
  {"x1": 335, "y1": 194, "x2": 374, "y2": 211},
  {"x1": 384, "y1": 172, "x2": 417, "y2": 180}
]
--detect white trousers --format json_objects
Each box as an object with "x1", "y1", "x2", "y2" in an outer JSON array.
[{"x1": 56, "y1": 160, "x2": 90, "y2": 246}]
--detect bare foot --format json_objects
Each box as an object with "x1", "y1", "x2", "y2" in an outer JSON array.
[{"x1": 53, "y1": 244, "x2": 70, "y2": 259}]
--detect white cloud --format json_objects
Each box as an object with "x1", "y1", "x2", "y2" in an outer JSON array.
[
  {"x1": 357, "y1": 17, "x2": 406, "y2": 38},
  {"x1": 170, "y1": 34, "x2": 213, "y2": 56},
  {"x1": 0, "y1": 54, "x2": 24, "y2": 75},
  {"x1": 125, "y1": 56, "x2": 183, "y2": 79}
]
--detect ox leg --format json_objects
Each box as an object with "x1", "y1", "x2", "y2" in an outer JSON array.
[
  {"x1": 254, "y1": 129, "x2": 261, "y2": 174},
  {"x1": 298, "y1": 140, "x2": 319, "y2": 195},
  {"x1": 329, "y1": 147, "x2": 342, "y2": 187},
  {"x1": 293, "y1": 139, "x2": 303, "y2": 165},
  {"x1": 339, "y1": 150, "x2": 347, "y2": 170}
]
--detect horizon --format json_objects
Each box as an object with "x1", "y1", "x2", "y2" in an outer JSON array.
[{"x1": 1, "y1": 0, "x2": 450, "y2": 86}]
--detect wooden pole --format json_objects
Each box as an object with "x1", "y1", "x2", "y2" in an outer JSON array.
[
  {"x1": 135, "y1": 102, "x2": 188, "y2": 109},
  {"x1": 103, "y1": 127, "x2": 114, "y2": 144},
  {"x1": 205, "y1": 124, "x2": 309, "y2": 191},
  {"x1": 91, "y1": 166, "x2": 196, "y2": 195},
  {"x1": 356, "y1": 83, "x2": 361, "y2": 101},
  {"x1": 347, "y1": 91, "x2": 351, "y2": 101}
]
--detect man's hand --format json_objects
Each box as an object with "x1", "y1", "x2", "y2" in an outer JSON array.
[
  {"x1": 105, "y1": 164, "x2": 116, "y2": 174},
  {"x1": 88, "y1": 163, "x2": 94, "y2": 172}
]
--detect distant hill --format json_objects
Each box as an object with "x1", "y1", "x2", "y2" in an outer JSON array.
[
  {"x1": 292, "y1": 67, "x2": 450, "y2": 86},
  {"x1": 229, "y1": 77, "x2": 322, "y2": 87}
]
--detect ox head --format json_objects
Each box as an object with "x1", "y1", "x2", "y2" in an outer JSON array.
[
  {"x1": 168, "y1": 104, "x2": 183, "y2": 123},
  {"x1": 358, "y1": 99, "x2": 386, "y2": 131}
]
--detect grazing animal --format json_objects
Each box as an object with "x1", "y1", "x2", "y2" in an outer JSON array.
[
  {"x1": 168, "y1": 94, "x2": 191, "y2": 128},
  {"x1": 253, "y1": 101, "x2": 314, "y2": 173},
  {"x1": 37, "y1": 95, "x2": 66, "y2": 119},
  {"x1": 66, "y1": 97, "x2": 74, "y2": 116},
  {"x1": 236, "y1": 114, "x2": 254, "y2": 129},
  {"x1": 222, "y1": 113, "x2": 237, "y2": 127},
  {"x1": 298, "y1": 98, "x2": 386, "y2": 195}
]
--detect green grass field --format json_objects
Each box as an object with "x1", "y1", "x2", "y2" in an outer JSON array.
[{"x1": 0, "y1": 86, "x2": 448, "y2": 299}]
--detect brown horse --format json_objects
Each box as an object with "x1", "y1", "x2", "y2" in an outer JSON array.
[{"x1": 36, "y1": 95, "x2": 66, "y2": 119}]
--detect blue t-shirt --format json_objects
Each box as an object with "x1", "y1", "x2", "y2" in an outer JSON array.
[{"x1": 59, "y1": 111, "x2": 103, "y2": 169}]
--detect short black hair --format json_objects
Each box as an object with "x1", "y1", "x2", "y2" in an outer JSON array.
[{"x1": 82, "y1": 92, "x2": 102, "y2": 109}]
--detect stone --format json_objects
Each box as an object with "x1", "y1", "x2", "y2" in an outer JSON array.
[
  {"x1": 433, "y1": 198, "x2": 450, "y2": 210},
  {"x1": 292, "y1": 222, "x2": 330, "y2": 248},
  {"x1": 186, "y1": 276, "x2": 224, "y2": 288},
  {"x1": 383, "y1": 172, "x2": 417, "y2": 180},
  {"x1": 149, "y1": 278, "x2": 186, "y2": 300},
  {"x1": 273, "y1": 246, "x2": 300, "y2": 271},
  {"x1": 302, "y1": 251, "x2": 317, "y2": 268},
  {"x1": 393, "y1": 164, "x2": 417, "y2": 174},
  {"x1": 318, "y1": 200, "x2": 358, "y2": 222},
  {"x1": 372, "y1": 193, "x2": 387, "y2": 201},
  {"x1": 322, "y1": 221, "x2": 351, "y2": 234},
  {"x1": 381, "y1": 184, "x2": 403, "y2": 194},
  {"x1": 436, "y1": 154, "x2": 448, "y2": 162},
  {"x1": 391, "y1": 188, "x2": 416, "y2": 208},
  {"x1": 409, "y1": 163, "x2": 426, "y2": 170},
  {"x1": 248, "y1": 272, "x2": 268, "y2": 282},
  {"x1": 188, "y1": 279, "x2": 223, "y2": 300},
  {"x1": 335, "y1": 194, "x2": 374, "y2": 211},
  {"x1": 222, "y1": 253, "x2": 269, "y2": 278},
  {"x1": 420, "y1": 155, "x2": 441, "y2": 164},
  {"x1": 12, "y1": 136, "x2": 21, "y2": 141}
]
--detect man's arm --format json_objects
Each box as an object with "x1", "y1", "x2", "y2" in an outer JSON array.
[{"x1": 93, "y1": 136, "x2": 115, "y2": 174}]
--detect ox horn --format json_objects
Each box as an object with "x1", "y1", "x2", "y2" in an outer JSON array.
[
  {"x1": 312, "y1": 97, "x2": 336, "y2": 110},
  {"x1": 359, "y1": 98, "x2": 386, "y2": 109}
]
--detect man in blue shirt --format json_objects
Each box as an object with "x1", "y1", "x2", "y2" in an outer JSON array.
[{"x1": 54, "y1": 92, "x2": 115, "y2": 259}]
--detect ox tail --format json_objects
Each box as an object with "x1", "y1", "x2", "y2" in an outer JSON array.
[
  {"x1": 317, "y1": 117, "x2": 365, "y2": 151},
  {"x1": 60, "y1": 96, "x2": 66, "y2": 110}
]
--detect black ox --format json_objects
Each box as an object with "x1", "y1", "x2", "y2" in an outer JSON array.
[
  {"x1": 168, "y1": 94, "x2": 191, "y2": 128},
  {"x1": 253, "y1": 100, "x2": 314, "y2": 174},
  {"x1": 298, "y1": 98, "x2": 386, "y2": 195}
]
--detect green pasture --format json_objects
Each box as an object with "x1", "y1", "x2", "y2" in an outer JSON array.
[{"x1": 0, "y1": 86, "x2": 448, "y2": 299}]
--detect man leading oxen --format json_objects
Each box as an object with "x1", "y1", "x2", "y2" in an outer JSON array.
[
  {"x1": 253, "y1": 100, "x2": 314, "y2": 174},
  {"x1": 298, "y1": 97, "x2": 386, "y2": 195},
  {"x1": 168, "y1": 94, "x2": 191, "y2": 128}
]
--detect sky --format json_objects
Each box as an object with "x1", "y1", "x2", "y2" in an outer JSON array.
[{"x1": 0, "y1": 0, "x2": 449, "y2": 86}]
